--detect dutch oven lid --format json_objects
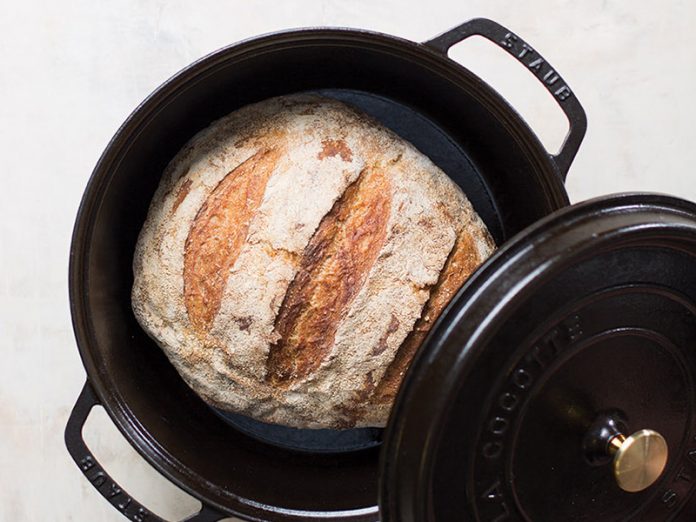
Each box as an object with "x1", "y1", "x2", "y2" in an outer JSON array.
[{"x1": 380, "y1": 193, "x2": 696, "y2": 521}]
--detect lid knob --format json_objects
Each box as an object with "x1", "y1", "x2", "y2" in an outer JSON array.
[
  {"x1": 608, "y1": 429, "x2": 669, "y2": 493},
  {"x1": 582, "y1": 412, "x2": 669, "y2": 493}
]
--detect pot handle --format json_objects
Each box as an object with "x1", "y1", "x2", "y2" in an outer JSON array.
[
  {"x1": 65, "y1": 382, "x2": 227, "y2": 522},
  {"x1": 424, "y1": 17, "x2": 587, "y2": 180}
]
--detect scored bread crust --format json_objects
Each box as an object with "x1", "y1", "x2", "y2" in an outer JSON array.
[{"x1": 132, "y1": 94, "x2": 495, "y2": 429}]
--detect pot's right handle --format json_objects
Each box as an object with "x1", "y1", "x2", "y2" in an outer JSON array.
[
  {"x1": 424, "y1": 18, "x2": 587, "y2": 180},
  {"x1": 65, "y1": 382, "x2": 226, "y2": 522}
]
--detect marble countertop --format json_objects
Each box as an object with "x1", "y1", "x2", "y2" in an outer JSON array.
[{"x1": 2, "y1": 0, "x2": 695, "y2": 520}]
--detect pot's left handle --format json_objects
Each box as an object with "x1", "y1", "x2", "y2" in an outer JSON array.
[
  {"x1": 65, "y1": 382, "x2": 226, "y2": 522},
  {"x1": 424, "y1": 17, "x2": 587, "y2": 180}
]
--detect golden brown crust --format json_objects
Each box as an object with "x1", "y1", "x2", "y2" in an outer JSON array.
[
  {"x1": 372, "y1": 314, "x2": 400, "y2": 356},
  {"x1": 266, "y1": 167, "x2": 391, "y2": 385},
  {"x1": 318, "y1": 138, "x2": 353, "y2": 162},
  {"x1": 368, "y1": 229, "x2": 484, "y2": 406},
  {"x1": 183, "y1": 148, "x2": 280, "y2": 331},
  {"x1": 170, "y1": 178, "x2": 192, "y2": 215}
]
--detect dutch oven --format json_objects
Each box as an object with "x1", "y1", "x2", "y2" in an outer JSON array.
[{"x1": 65, "y1": 17, "x2": 696, "y2": 522}]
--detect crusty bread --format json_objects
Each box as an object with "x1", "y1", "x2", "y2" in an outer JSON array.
[{"x1": 132, "y1": 94, "x2": 495, "y2": 429}]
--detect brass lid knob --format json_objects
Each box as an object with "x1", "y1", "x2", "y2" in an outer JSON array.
[{"x1": 608, "y1": 429, "x2": 669, "y2": 493}]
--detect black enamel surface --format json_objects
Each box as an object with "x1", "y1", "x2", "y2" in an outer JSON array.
[{"x1": 381, "y1": 194, "x2": 696, "y2": 522}]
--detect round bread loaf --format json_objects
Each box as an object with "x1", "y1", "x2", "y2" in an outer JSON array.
[{"x1": 132, "y1": 94, "x2": 495, "y2": 429}]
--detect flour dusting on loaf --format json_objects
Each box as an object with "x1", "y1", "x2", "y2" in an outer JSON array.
[{"x1": 132, "y1": 94, "x2": 495, "y2": 429}]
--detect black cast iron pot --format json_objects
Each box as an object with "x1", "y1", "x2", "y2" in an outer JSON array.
[{"x1": 65, "y1": 18, "x2": 586, "y2": 521}]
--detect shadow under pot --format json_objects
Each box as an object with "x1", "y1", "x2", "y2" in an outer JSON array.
[{"x1": 66, "y1": 17, "x2": 588, "y2": 522}]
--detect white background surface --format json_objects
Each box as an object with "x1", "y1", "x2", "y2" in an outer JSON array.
[{"x1": 1, "y1": 1, "x2": 695, "y2": 520}]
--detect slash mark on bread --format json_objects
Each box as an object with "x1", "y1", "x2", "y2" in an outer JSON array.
[
  {"x1": 266, "y1": 167, "x2": 391, "y2": 385},
  {"x1": 183, "y1": 148, "x2": 280, "y2": 331},
  {"x1": 368, "y1": 229, "x2": 482, "y2": 406},
  {"x1": 171, "y1": 179, "x2": 193, "y2": 215}
]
